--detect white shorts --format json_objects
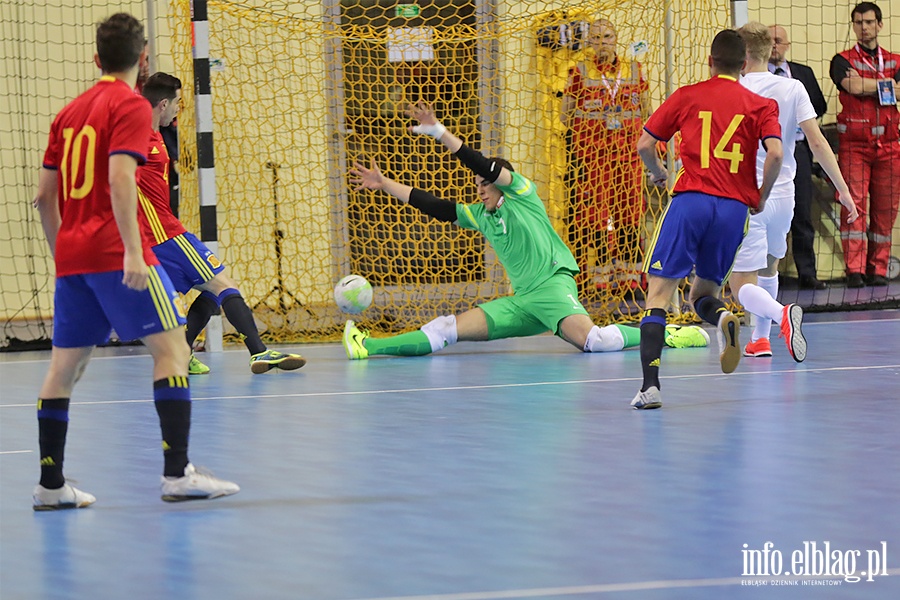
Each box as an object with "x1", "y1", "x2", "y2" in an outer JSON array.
[{"x1": 731, "y1": 194, "x2": 795, "y2": 272}]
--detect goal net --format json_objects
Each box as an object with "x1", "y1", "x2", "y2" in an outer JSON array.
[
  {"x1": 166, "y1": 0, "x2": 729, "y2": 344},
  {"x1": 4, "y1": 0, "x2": 897, "y2": 350}
]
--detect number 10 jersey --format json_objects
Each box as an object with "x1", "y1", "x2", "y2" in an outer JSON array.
[{"x1": 41, "y1": 75, "x2": 157, "y2": 276}]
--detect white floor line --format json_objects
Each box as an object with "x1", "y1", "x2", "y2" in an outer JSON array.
[
  {"x1": 0, "y1": 343, "x2": 333, "y2": 365},
  {"x1": 1, "y1": 317, "x2": 898, "y2": 366},
  {"x1": 347, "y1": 569, "x2": 900, "y2": 600},
  {"x1": 1, "y1": 363, "x2": 898, "y2": 409}
]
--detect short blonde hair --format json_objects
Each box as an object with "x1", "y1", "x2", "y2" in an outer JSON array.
[{"x1": 737, "y1": 21, "x2": 772, "y2": 63}]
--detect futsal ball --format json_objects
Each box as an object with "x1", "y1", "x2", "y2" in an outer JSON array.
[{"x1": 333, "y1": 274, "x2": 373, "y2": 314}]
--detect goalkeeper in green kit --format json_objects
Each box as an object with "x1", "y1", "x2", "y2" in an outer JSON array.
[{"x1": 342, "y1": 102, "x2": 708, "y2": 359}]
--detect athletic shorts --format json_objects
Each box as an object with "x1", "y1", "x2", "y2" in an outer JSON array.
[
  {"x1": 152, "y1": 232, "x2": 225, "y2": 295},
  {"x1": 479, "y1": 272, "x2": 589, "y2": 340},
  {"x1": 731, "y1": 194, "x2": 795, "y2": 272},
  {"x1": 53, "y1": 265, "x2": 186, "y2": 348},
  {"x1": 643, "y1": 192, "x2": 750, "y2": 285}
]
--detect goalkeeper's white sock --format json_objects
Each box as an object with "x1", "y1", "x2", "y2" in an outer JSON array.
[
  {"x1": 584, "y1": 325, "x2": 625, "y2": 352},
  {"x1": 421, "y1": 315, "x2": 458, "y2": 353}
]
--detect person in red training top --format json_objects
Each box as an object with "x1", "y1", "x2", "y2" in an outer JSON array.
[
  {"x1": 829, "y1": 2, "x2": 900, "y2": 288},
  {"x1": 630, "y1": 29, "x2": 784, "y2": 410},
  {"x1": 31, "y1": 13, "x2": 238, "y2": 510},
  {"x1": 562, "y1": 18, "x2": 651, "y2": 295},
  {"x1": 137, "y1": 72, "x2": 306, "y2": 375}
]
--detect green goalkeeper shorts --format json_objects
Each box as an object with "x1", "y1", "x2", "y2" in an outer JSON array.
[{"x1": 479, "y1": 272, "x2": 589, "y2": 341}]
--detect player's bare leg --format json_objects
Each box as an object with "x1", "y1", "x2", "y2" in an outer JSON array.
[
  {"x1": 39, "y1": 346, "x2": 94, "y2": 399},
  {"x1": 454, "y1": 307, "x2": 490, "y2": 342}
]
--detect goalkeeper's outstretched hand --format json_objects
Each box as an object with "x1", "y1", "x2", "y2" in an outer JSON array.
[
  {"x1": 407, "y1": 101, "x2": 446, "y2": 139},
  {"x1": 349, "y1": 159, "x2": 385, "y2": 191}
]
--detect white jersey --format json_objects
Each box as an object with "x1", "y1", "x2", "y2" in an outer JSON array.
[{"x1": 740, "y1": 71, "x2": 817, "y2": 198}]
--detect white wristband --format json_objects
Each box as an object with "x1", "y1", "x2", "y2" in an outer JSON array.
[{"x1": 411, "y1": 122, "x2": 447, "y2": 140}]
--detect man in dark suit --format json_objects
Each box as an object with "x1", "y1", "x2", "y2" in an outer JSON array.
[{"x1": 769, "y1": 25, "x2": 829, "y2": 290}]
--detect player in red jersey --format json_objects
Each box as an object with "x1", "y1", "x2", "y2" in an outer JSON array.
[
  {"x1": 629, "y1": 29, "x2": 784, "y2": 409},
  {"x1": 31, "y1": 13, "x2": 238, "y2": 509},
  {"x1": 137, "y1": 72, "x2": 305, "y2": 374}
]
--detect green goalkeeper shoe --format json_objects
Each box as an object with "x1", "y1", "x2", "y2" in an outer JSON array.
[
  {"x1": 342, "y1": 320, "x2": 369, "y2": 360},
  {"x1": 664, "y1": 324, "x2": 710, "y2": 348},
  {"x1": 188, "y1": 354, "x2": 210, "y2": 375}
]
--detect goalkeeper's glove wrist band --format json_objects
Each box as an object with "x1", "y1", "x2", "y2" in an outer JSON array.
[{"x1": 414, "y1": 122, "x2": 446, "y2": 140}]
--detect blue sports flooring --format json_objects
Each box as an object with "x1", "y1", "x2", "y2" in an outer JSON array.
[{"x1": 1, "y1": 311, "x2": 899, "y2": 600}]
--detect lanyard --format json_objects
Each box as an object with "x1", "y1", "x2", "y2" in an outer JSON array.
[
  {"x1": 855, "y1": 44, "x2": 884, "y2": 77},
  {"x1": 600, "y1": 70, "x2": 622, "y2": 102},
  {"x1": 594, "y1": 58, "x2": 622, "y2": 102}
]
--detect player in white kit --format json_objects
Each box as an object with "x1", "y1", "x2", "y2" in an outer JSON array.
[{"x1": 730, "y1": 22, "x2": 859, "y2": 362}]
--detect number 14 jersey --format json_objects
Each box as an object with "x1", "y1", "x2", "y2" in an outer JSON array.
[{"x1": 643, "y1": 74, "x2": 781, "y2": 210}]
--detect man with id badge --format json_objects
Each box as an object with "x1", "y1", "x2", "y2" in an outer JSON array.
[
  {"x1": 829, "y1": 2, "x2": 900, "y2": 287},
  {"x1": 562, "y1": 19, "x2": 652, "y2": 297}
]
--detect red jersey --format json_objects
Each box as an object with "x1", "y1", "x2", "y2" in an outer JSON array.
[
  {"x1": 137, "y1": 130, "x2": 187, "y2": 244},
  {"x1": 643, "y1": 75, "x2": 781, "y2": 208},
  {"x1": 42, "y1": 76, "x2": 158, "y2": 276}
]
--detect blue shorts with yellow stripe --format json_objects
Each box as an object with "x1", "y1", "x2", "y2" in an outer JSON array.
[
  {"x1": 643, "y1": 192, "x2": 749, "y2": 285},
  {"x1": 52, "y1": 265, "x2": 186, "y2": 347},
  {"x1": 152, "y1": 232, "x2": 225, "y2": 294}
]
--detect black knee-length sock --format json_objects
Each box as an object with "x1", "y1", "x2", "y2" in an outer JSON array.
[
  {"x1": 154, "y1": 377, "x2": 191, "y2": 477},
  {"x1": 185, "y1": 294, "x2": 219, "y2": 348},
  {"x1": 639, "y1": 309, "x2": 667, "y2": 391},
  {"x1": 693, "y1": 295, "x2": 728, "y2": 327},
  {"x1": 221, "y1": 292, "x2": 266, "y2": 355},
  {"x1": 37, "y1": 397, "x2": 69, "y2": 489}
]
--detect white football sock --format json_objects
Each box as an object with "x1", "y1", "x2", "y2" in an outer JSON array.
[
  {"x1": 752, "y1": 274, "x2": 779, "y2": 339},
  {"x1": 584, "y1": 325, "x2": 625, "y2": 352},
  {"x1": 738, "y1": 283, "x2": 783, "y2": 340}
]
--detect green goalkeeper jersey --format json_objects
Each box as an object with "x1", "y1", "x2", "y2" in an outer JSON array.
[{"x1": 455, "y1": 171, "x2": 579, "y2": 295}]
